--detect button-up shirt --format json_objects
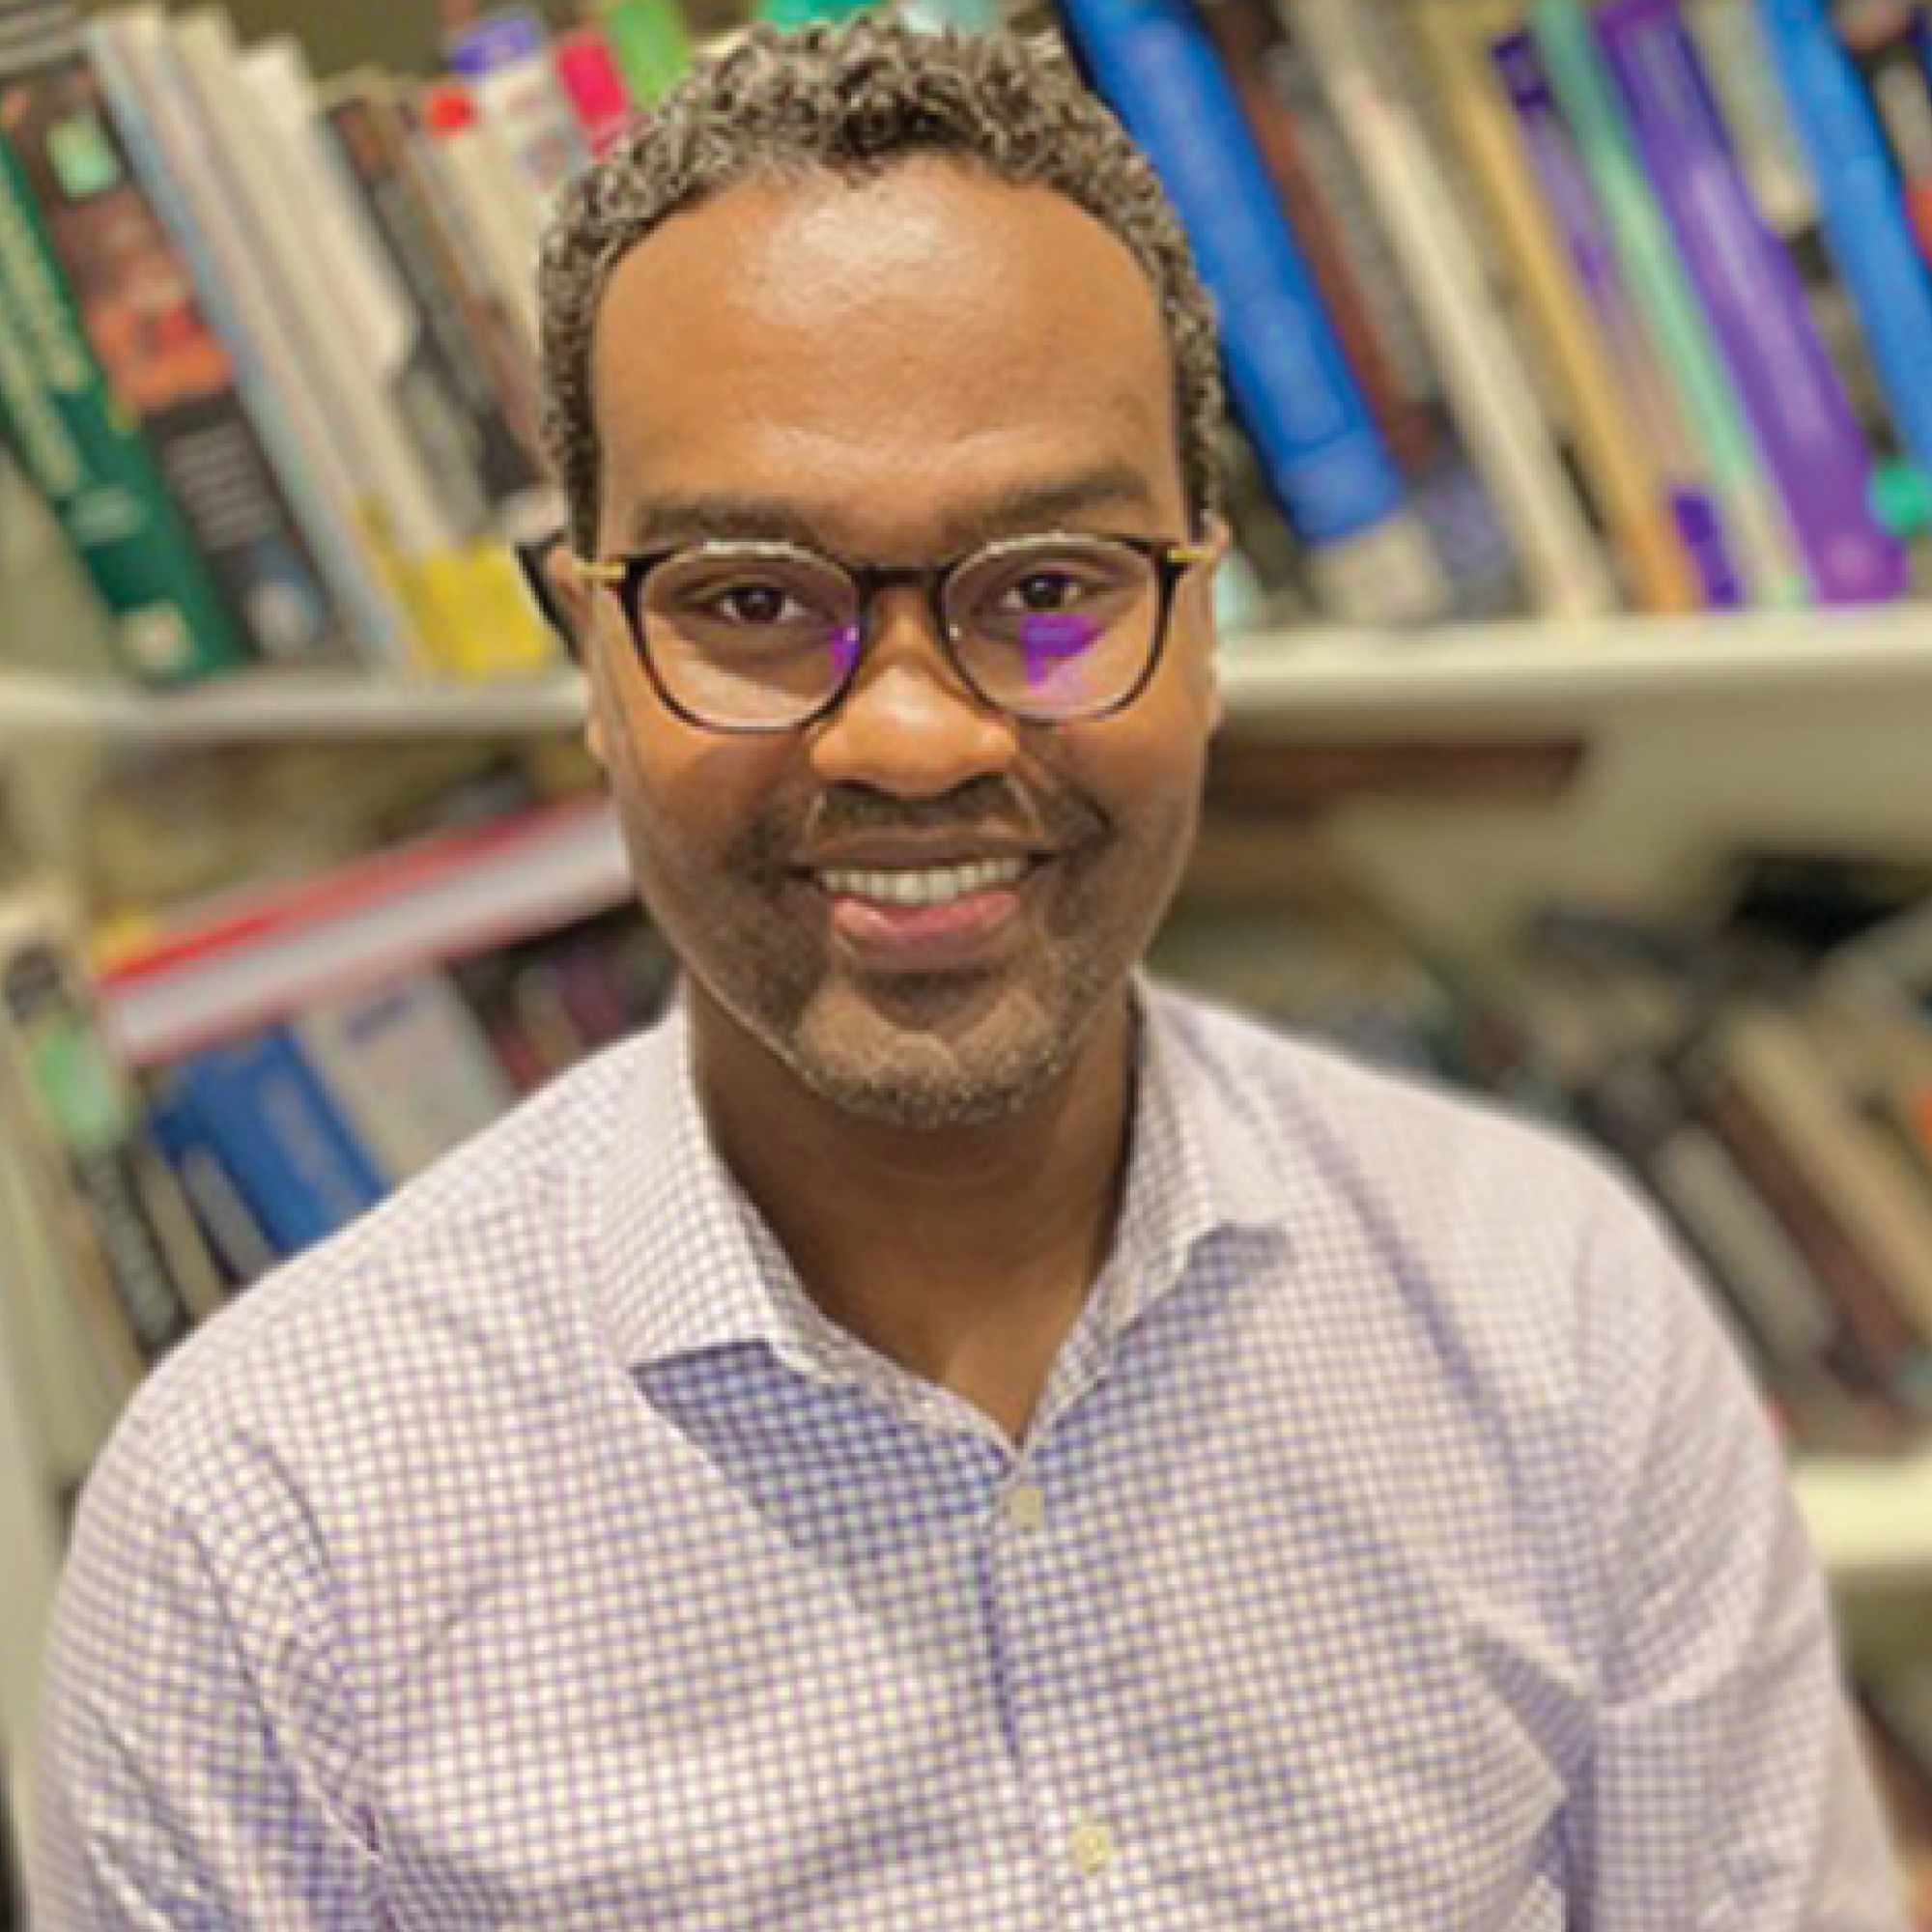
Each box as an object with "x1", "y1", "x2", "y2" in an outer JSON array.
[{"x1": 32, "y1": 983, "x2": 1908, "y2": 1927}]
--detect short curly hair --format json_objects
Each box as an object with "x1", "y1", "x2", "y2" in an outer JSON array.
[{"x1": 537, "y1": 16, "x2": 1226, "y2": 555}]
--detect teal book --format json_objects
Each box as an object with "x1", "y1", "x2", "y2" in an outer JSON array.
[
  {"x1": 1530, "y1": 0, "x2": 1806, "y2": 608},
  {"x1": 0, "y1": 127, "x2": 248, "y2": 682}
]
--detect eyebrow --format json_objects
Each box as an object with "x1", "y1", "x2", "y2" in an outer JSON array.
[{"x1": 615, "y1": 464, "x2": 1168, "y2": 558}]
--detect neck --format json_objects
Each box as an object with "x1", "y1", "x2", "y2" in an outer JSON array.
[{"x1": 689, "y1": 985, "x2": 1138, "y2": 1425}]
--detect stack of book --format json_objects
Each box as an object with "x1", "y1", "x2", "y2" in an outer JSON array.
[
  {"x1": 0, "y1": 0, "x2": 689, "y2": 688},
  {"x1": 1055, "y1": 0, "x2": 1932, "y2": 626},
  {"x1": 13, "y1": 0, "x2": 1932, "y2": 682}
]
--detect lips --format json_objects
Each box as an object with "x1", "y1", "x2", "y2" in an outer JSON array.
[{"x1": 810, "y1": 857, "x2": 1049, "y2": 973}]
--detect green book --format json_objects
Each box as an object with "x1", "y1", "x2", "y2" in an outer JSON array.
[
  {"x1": 1529, "y1": 0, "x2": 1805, "y2": 609},
  {"x1": 0, "y1": 128, "x2": 248, "y2": 684},
  {"x1": 594, "y1": 0, "x2": 691, "y2": 103}
]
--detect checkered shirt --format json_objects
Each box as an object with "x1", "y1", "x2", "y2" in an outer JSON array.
[{"x1": 31, "y1": 982, "x2": 1909, "y2": 1928}]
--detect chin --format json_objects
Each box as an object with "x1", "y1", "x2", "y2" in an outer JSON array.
[{"x1": 774, "y1": 965, "x2": 1114, "y2": 1132}]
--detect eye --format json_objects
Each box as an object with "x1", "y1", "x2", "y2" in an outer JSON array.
[
  {"x1": 997, "y1": 568, "x2": 1091, "y2": 615},
  {"x1": 706, "y1": 582, "x2": 812, "y2": 627}
]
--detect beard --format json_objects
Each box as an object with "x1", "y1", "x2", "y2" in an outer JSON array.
[{"x1": 629, "y1": 771, "x2": 1198, "y2": 1131}]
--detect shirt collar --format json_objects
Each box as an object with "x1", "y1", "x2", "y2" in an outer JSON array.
[{"x1": 591, "y1": 978, "x2": 1291, "y2": 1378}]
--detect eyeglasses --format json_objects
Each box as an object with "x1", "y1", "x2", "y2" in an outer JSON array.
[{"x1": 578, "y1": 530, "x2": 1214, "y2": 734}]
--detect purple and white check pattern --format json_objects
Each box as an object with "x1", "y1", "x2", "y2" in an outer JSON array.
[{"x1": 32, "y1": 983, "x2": 1908, "y2": 1928}]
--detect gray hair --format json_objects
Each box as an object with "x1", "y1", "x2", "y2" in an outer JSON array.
[{"x1": 536, "y1": 16, "x2": 1226, "y2": 555}]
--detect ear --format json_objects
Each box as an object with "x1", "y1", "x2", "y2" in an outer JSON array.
[{"x1": 1195, "y1": 514, "x2": 1232, "y2": 737}]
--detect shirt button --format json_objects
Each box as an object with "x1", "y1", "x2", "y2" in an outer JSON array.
[
  {"x1": 1004, "y1": 1482, "x2": 1046, "y2": 1531},
  {"x1": 1068, "y1": 1818, "x2": 1114, "y2": 1875}
]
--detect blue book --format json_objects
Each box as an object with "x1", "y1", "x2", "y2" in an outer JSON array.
[
  {"x1": 148, "y1": 1083, "x2": 283, "y2": 1285},
  {"x1": 1055, "y1": 0, "x2": 1445, "y2": 619},
  {"x1": 166, "y1": 1028, "x2": 388, "y2": 1258},
  {"x1": 1751, "y1": 0, "x2": 1932, "y2": 484}
]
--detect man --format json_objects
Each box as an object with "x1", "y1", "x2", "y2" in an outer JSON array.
[{"x1": 32, "y1": 20, "x2": 1909, "y2": 1929}]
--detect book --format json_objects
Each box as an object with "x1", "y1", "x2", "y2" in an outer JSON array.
[
  {"x1": 1410, "y1": 0, "x2": 1703, "y2": 616},
  {"x1": 1594, "y1": 0, "x2": 1905, "y2": 605},
  {"x1": 1053, "y1": 0, "x2": 1453, "y2": 626},
  {"x1": 1289, "y1": 0, "x2": 1616, "y2": 620},
  {"x1": 1532, "y1": 0, "x2": 1808, "y2": 607},
  {"x1": 0, "y1": 888, "x2": 221, "y2": 1383},
  {"x1": 146, "y1": 1080, "x2": 281, "y2": 1287},
  {"x1": 444, "y1": 7, "x2": 588, "y2": 206},
  {"x1": 554, "y1": 26, "x2": 636, "y2": 156},
  {"x1": 1200, "y1": 0, "x2": 1522, "y2": 617},
  {"x1": 416, "y1": 78, "x2": 542, "y2": 360},
  {"x1": 1751, "y1": 0, "x2": 1932, "y2": 489},
  {"x1": 0, "y1": 68, "x2": 247, "y2": 678},
  {"x1": 590, "y1": 0, "x2": 692, "y2": 106},
  {"x1": 161, "y1": 1025, "x2": 390, "y2": 1257},
  {"x1": 0, "y1": 37, "x2": 350, "y2": 667},
  {"x1": 1834, "y1": 0, "x2": 1932, "y2": 265},
  {"x1": 86, "y1": 11, "x2": 416, "y2": 671},
  {"x1": 293, "y1": 970, "x2": 515, "y2": 1185},
  {"x1": 1492, "y1": 26, "x2": 1746, "y2": 607},
  {"x1": 232, "y1": 32, "x2": 542, "y2": 671},
  {"x1": 323, "y1": 76, "x2": 542, "y2": 527}
]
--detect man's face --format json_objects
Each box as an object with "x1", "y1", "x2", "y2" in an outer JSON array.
[{"x1": 582, "y1": 159, "x2": 1222, "y2": 1129}]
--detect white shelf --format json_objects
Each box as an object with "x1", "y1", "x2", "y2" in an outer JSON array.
[
  {"x1": 1795, "y1": 1449, "x2": 1932, "y2": 1593},
  {"x1": 9, "y1": 608, "x2": 1932, "y2": 743}
]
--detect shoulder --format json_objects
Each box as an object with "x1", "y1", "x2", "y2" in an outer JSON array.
[
  {"x1": 108, "y1": 1024, "x2": 671, "y2": 1512},
  {"x1": 1153, "y1": 980, "x2": 1643, "y2": 1264}
]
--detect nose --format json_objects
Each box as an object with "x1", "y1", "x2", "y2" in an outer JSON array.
[{"x1": 807, "y1": 586, "x2": 1022, "y2": 799}]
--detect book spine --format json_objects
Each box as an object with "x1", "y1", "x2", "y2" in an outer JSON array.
[
  {"x1": 294, "y1": 975, "x2": 512, "y2": 1186},
  {"x1": 2, "y1": 51, "x2": 348, "y2": 665},
  {"x1": 1531, "y1": 0, "x2": 1807, "y2": 607},
  {"x1": 0, "y1": 129, "x2": 247, "y2": 679},
  {"x1": 1204, "y1": 0, "x2": 1522, "y2": 616},
  {"x1": 1054, "y1": 0, "x2": 1451, "y2": 626},
  {"x1": 1685, "y1": 0, "x2": 1819, "y2": 237},
  {"x1": 554, "y1": 27, "x2": 636, "y2": 156},
  {"x1": 1595, "y1": 0, "x2": 1905, "y2": 605},
  {"x1": 174, "y1": 1029, "x2": 388, "y2": 1257},
  {"x1": 1292, "y1": 0, "x2": 1615, "y2": 619},
  {"x1": 147, "y1": 1082, "x2": 285, "y2": 1283},
  {"x1": 589, "y1": 0, "x2": 691, "y2": 107},
  {"x1": 1200, "y1": 0, "x2": 1431, "y2": 469},
  {"x1": 1751, "y1": 0, "x2": 1932, "y2": 485},
  {"x1": 326, "y1": 87, "x2": 543, "y2": 523},
  {"x1": 415, "y1": 80, "x2": 542, "y2": 359},
  {"x1": 1687, "y1": 1050, "x2": 1932, "y2": 1419},
  {"x1": 86, "y1": 18, "x2": 409, "y2": 669},
  {"x1": 444, "y1": 7, "x2": 587, "y2": 205},
  {"x1": 0, "y1": 921, "x2": 204, "y2": 1370},
  {"x1": 1494, "y1": 27, "x2": 1745, "y2": 606},
  {"x1": 1413, "y1": 0, "x2": 1701, "y2": 614},
  {"x1": 1838, "y1": 5, "x2": 1932, "y2": 262}
]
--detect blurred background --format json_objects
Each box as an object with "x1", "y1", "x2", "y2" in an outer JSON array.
[{"x1": 5, "y1": 0, "x2": 1932, "y2": 1918}]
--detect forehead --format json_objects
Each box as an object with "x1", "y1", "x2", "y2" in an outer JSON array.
[{"x1": 587, "y1": 160, "x2": 1184, "y2": 551}]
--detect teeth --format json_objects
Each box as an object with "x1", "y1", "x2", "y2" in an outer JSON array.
[{"x1": 819, "y1": 859, "x2": 1030, "y2": 907}]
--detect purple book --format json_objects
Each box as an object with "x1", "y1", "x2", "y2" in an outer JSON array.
[
  {"x1": 1595, "y1": 0, "x2": 1905, "y2": 604},
  {"x1": 1492, "y1": 28, "x2": 1742, "y2": 607}
]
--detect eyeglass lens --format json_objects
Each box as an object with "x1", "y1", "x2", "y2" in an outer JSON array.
[{"x1": 638, "y1": 537, "x2": 1161, "y2": 727}]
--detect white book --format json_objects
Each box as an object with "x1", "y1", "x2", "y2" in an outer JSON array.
[
  {"x1": 89, "y1": 14, "x2": 416, "y2": 673},
  {"x1": 164, "y1": 12, "x2": 463, "y2": 577},
  {"x1": 1289, "y1": 0, "x2": 1617, "y2": 619},
  {"x1": 295, "y1": 972, "x2": 516, "y2": 1185},
  {"x1": 416, "y1": 85, "x2": 544, "y2": 361}
]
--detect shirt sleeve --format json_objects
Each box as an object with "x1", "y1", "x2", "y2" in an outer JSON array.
[
  {"x1": 1571, "y1": 1182, "x2": 1912, "y2": 1931},
  {"x1": 28, "y1": 1399, "x2": 381, "y2": 1928}
]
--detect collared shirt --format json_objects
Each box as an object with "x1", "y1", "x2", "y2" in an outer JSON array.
[{"x1": 32, "y1": 983, "x2": 1908, "y2": 1929}]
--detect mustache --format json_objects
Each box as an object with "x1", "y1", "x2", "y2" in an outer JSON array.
[{"x1": 735, "y1": 777, "x2": 1108, "y2": 872}]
